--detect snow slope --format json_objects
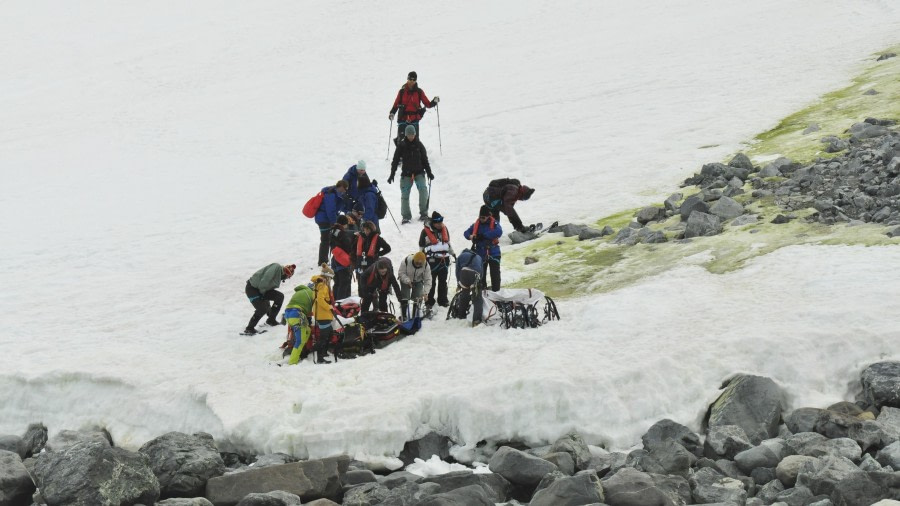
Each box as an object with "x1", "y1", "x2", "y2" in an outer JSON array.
[{"x1": 1, "y1": 0, "x2": 899, "y2": 465}]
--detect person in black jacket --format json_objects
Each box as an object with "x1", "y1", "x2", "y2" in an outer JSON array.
[
  {"x1": 329, "y1": 215, "x2": 356, "y2": 300},
  {"x1": 354, "y1": 220, "x2": 391, "y2": 296},
  {"x1": 360, "y1": 257, "x2": 402, "y2": 313},
  {"x1": 388, "y1": 124, "x2": 434, "y2": 224}
]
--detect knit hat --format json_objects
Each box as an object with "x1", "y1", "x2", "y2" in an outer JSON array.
[
  {"x1": 430, "y1": 211, "x2": 443, "y2": 223},
  {"x1": 336, "y1": 215, "x2": 349, "y2": 226},
  {"x1": 522, "y1": 186, "x2": 535, "y2": 200},
  {"x1": 479, "y1": 205, "x2": 492, "y2": 217},
  {"x1": 405, "y1": 124, "x2": 417, "y2": 137},
  {"x1": 413, "y1": 251, "x2": 427, "y2": 265},
  {"x1": 283, "y1": 264, "x2": 296, "y2": 278},
  {"x1": 319, "y1": 263, "x2": 334, "y2": 278},
  {"x1": 407, "y1": 71, "x2": 417, "y2": 81},
  {"x1": 356, "y1": 160, "x2": 367, "y2": 172}
]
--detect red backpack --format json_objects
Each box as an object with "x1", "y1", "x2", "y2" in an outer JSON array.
[{"x1": 302, "y1": 192, "x2": 324, "y2": 218}]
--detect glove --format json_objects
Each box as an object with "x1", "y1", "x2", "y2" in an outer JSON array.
[
  {"x1": 387, "y1": 174, "x2": 395, "y2": 184},
  {"x1": 427, "y1": 172, "x2": 435, "y2": 180},
  {"x1": 389, "y1": 113, "x2": 394, "y2": 121},
  {"x1": 432, "y1": 96, "x2": 440, "y2": 104},
  {"x1": 473, "y1": 234, "x2": 482, "y2": 241},
  {"x1": 371, "y1": 179, "x2": 378, "y2": 186}
]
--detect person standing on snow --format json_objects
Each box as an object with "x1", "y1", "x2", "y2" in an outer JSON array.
[
  {"x1": 244, "y1": 262, "x2": 295, "y2": 335},
  {"x1": 463, "y1": 205, "x2": 503, "y2": 291},
  {"x1": 314, "y1": 180, "x2": 349, "y2": 265},
  {"x1": 360, "y1": 257, "x2": 402, "y2": 313},
  {"x1": 311, "y1": 264, "x2": 336, "y2": 364},
  {"x1": 482, "y1": 178, "x2": 536, "y2": 233},
  {"x1": 388, "y1": 71, "x2": 439, "y2": 145},
  {"x1": 355, "y1": 174, "x2": 381, "y2": 232},
  {"x1": 453, "y1": 248, "x2": 484, "y2": 325},
  {"x1": 341, "y1": 160, "x2": 367, "y2": 209},
  {"x1": 398, "y1": 251, "x2": 433, "y2": 320},
  {"x1": 389, "y1": 125, "x2": 434, "y2": 224},
  {"x1": 418, "y1": 211, "x2": 454, "y2": 309},
  {"x1": 329, "y1": 215, "x2": 355, "y2": 300},
  {"x1": 354, "y1": 220, "x2": 391, "y2": 295}
]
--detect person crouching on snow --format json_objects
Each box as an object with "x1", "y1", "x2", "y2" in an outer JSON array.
[
  {"x1": 244, "y1": 262, "x2": 294, "y2": 335},
  {"x1": 360, "y1": 257, "x2": 402, "y2": 313},
  {"x1": 311, "y1": 264, "x2": 336, "y2": 364},
  {"x1": 454, "y1": 248, "x2": 484, "y2": 325},
  {"x1": 398, "y1": 251, "x2": 432, "y2": 320},
  {"x1": 284, "y1": 283, "x2": 315, "y2": 365}
]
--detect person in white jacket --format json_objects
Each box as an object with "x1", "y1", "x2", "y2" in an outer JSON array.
[{"x1": 398, "y1": 251, "x2": 433, "y2": 320}]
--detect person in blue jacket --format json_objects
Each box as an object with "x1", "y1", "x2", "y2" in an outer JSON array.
[
  {"x1": 356, "y1": 174, "x2": 381, "y2": 232},
  {"x1": 341, "y1": 160, "x2": 367, "y2": 208},
  {"x1": 315, "y1": 180, "x2": 348, "y2": 265},
  {"x1": 453, "y1": 248, "x2": 484, "y2": 325},
  {"x1": 463, "y1": 205, "x2": 503, "y2": 291}
]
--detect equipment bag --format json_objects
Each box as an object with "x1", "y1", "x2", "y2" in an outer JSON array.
[{"x1": 302, "y1": 192, "x2": 324, "y2": 218}]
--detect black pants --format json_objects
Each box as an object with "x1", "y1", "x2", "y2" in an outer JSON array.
[
  {"x1": 333, "y1": 269, "x2": 352, "y2": 300},
  {"x1": 427, "y1": 266, "x2": 449, "y2": 306},
  {"x1": 483, "y1": 258, "x2": 501, "y2": 291},
  {"x1": 457, "y1": 287, "x2": 484, "y2": 323},
  {"x1": 317, "y1": 224, "x2": 331, "y2": 266},
  {"x1": 246, "y1": 281, "x2": 284, "y2": 329},
  {"x1": 362, "y1": 290, "x2": 389, "y2": 313}
]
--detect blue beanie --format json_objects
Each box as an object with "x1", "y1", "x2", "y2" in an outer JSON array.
[{"x1": 405, "y1": 124, "x2": 417, "y2": 136}]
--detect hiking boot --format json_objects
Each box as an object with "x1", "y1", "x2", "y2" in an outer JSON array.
[
  {"x1": 265, "y1": 318, "x2": 282, "y2": 326},
  {"x1": 437, "y1": 301, "x2": 449, "y2": 307},
  {"x1": 418, "y1": 215, "x2": 428, "y2": 222},
  {"x1": 243, "y1": 327, "x2": 258, "y2": 335},
  {"x1": 401, "y1": 218, "x2": 411, "y2": 225},
  {"x1": 316, "y1": 351, "x2": 331, "y2": 364}
]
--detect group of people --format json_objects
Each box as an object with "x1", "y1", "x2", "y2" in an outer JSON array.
[{"x1": 242, "y1": 71, "x2": 539, "y2": 364}]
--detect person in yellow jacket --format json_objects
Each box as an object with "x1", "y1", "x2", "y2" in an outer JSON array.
[{"x1": 311, "y1": 263, "x2": 336, "y2": 364}]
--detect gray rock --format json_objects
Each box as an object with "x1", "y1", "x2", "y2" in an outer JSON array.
[
  {"x1": 399, "y1": 432, "x2": 451, "y2": 467},
  {"x1": 641, "y1": 230, "x2": 667, "y2": 243},
  {"x1": 543, "y1": 452, "x2": 575, "y2": 475},
  {"x1": 877, "y1": 441, "x2": 900, "y2": 469},
  {"x1": 824, "y1": 138, "x2": 849, "y2": 153},
  {"x1": 156, "y1": 498, "x2": 216, "y2": 506},
  {"x1": 509, "y1": 229, "x2": 538, "y2": 244},
  {"x1": 704, "y1": 425, "x2": 754, "y2": 460},
  {"x1": 758, "y1": 163, "x2": 783, "y2": 178},
  {"x1": 877, "y1": 406, "x2": 900, "y2": 441},
  {"x1": 848, "y1": 420, "x2": 893, "y2": 453},
  {"x1": 601, "y1": 467, "x2": 678, "y2": 506},
  {"x1": 772, "y1": 214, "x2": 791, "y2": 224},
  {"x1": 636, "y1": 206, "x2": 665, "y2": 225},
  {"x1": 613, "y1": 226, "x2": 640, "y2": 245},
  {"x1": 590, "y1": 450, "x2": 628, "y2": 478},
  {"x1": 803, "y1": 124, "x2": 821, "y2": 135},
  {"x1": 707, "y1": 374, "x2": 784, "y2": 444},
  {"x1": 488, "y1": 446, "x2": 557, "y2": 488},
  {"x1": 850, "y1": 122, "x2": 889, "y2": 141},
  {"x1": 877, "y1": 53, "x2": 898, "y2": 61},
  {"x1": 413, "y1": 484, "x2": 493, "y2": 506},
  {"x1": 709, "y1": 196, "x2": 744, "y2": 221},
  {"x1": 751, "y1": 466, "x2": 777, "y2": 485},
  {"x1": 236, "y1": 490, "x2": 303, "y2": 506},
  {"x1": 642, "y1": 418, "x2": 703, "y2": 457},
  {"x1": 0, "y1": 450, "x2": 35, "y2": 506},
  {"x1": 680, "y1": 195, "x2": 710, "y2": 221},
  {"x1": 20, "y1": 424, "x2": 47, "y2": 458},
  {"x1": 251, "y1": 454, "x2": 296, "y2": 469},
  {"x1": 777, "y1": 455, "x2": 819, "y2": 487},
  {"x1": 139, "y1": 431, "x2": 225, "y2": 499},
  {"x1": 664, "y1": 193, "x2": 683, "y2": 213},
  {"x1": 45, "y1": 427, "x2": 113, "y2": 451},
  {"x1": 734, "y1": 439, "x2": 788, "y2": 474},
  {"x1": 830, "y1": 473, "x2": 889, "y2": 506},
  {"x1": 859, "y1": 453, "x2": 884, "y2": 472},
  {"x1": 560, "y1": 223, "x2": 588, "y2": 237},
  {"x1": 861, "y1": 362, "x2": 900, "y2": 409},
  {"x1": 729, "y1": 214, "x2": 758, "y2": 227},
  {"x1": 864, "y1": 89, "x2": 880, "y2": 95},
  {"x1": 729, "y1": 153, "x2": 755, "y2": 171},
  {"x1": 796, "y1": 456, "x2": 866, "y2": 496},
  {"x1": 640, "y1": 440, "x2": 696, "y2": 477},
  {"x1": 378, "y1": 470, "x2": 420, "y2": 488},
  {"x1": 205, "y1": 456, "x2": 348, "y2": 504},
  {"x1": 578, "y1": 227, "x2": 609, "y2": 241},
  {"x1": 305, "y1": 499, "x2": 341, "y2": 506},
  {"x1": 756, "y1": 478, "x2": 785, "y2": 503},
  {"x1": 684, "y1": 211, "x2": 722, "y2": 238},
  {"x1": 775, "y1": 485, "x2": 816, "y2": 506},
  {"x1": 343, "y1": 469, "x2": 378, "y2": 486},
  {"x1": 814, "y1": 409, "x2": 859, "y2": 439},
  {"x1": 802, "y1": 437, "x2": 861, "y2": 462},
  {"x1": 0, "y1": 436, "x2": 24, "y2": 460},
  {"x1": 417, "y1": 470, "x2": 510, "y2": 504},
  {"x1": 524, "y1": 256, "x2": 538, "y2": 265},
  {"x1": 529, "y1": 470, "x2": 604, "y2": 506},
  {"x1": 689, "y1": 467, "x2": 747, "y2": 504},
  {"x1": 787, "y1": 408, "x2": 824, "y2": 434},
  {"x1": 344, "y1": 481, "x2": 437, "y2": 506},
  {"x1": 549, "y1": 432, "x2": 592, "y2": 472},
  {"x1": 887, "y1": 226, "x2": 900, "y2": 238},
  {"x1": 33, "y1": 441, "x2": 159, "y2": 506}
]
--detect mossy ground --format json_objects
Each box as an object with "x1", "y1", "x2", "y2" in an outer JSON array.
[{"x1": 507, "y1": 46, "x2": 900, "y2": 298}]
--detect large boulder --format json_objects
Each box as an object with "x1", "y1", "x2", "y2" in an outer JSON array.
[
  {"x1": 414, "y1": 484, "x2": 494, "y2": 506},
  {"x1": 529, "y1": 470, "x2": 604, "y2": 506},
  {"x1": 549, "y1": 432, "x2": 592, "y2": 471},
  {"x1": 45, "y1": 427, "x2": 113, "y2": 451},
  {"x1": 642, "y1": 419, "x2": 702, "y2": 457},
  {"x1": 679, "y1": 194, "x2": 709, "y2": 221},
  {"x1": 33, "y1": 440, "x2": 160, "y2": 506},
  {"x1": 601, "y1": 467, "x2": 686, "y2": 506},
  {"x1": 205, "y1": 456, "x2": 348, "y2": 505},
  {"x1": 706, "y1": 374, "x2": 784, "y2": 444},
  {"x1": 417, "y1": 470, "x2": 510, "y2": 504},
  {"x1": 636, "y1": 206, "x2": 665, "y2": 225},
  {"x1": 139, "y1": 431, "x2": 225, "y2": 498},
  {"x1": 399, "y1": 432, "x2": 451, "y2": 467},
  {"x1": 830, "y1": 473, "x2": 890, "y2": 506},
  {"x1": 630, "y1": 440, "x2": 696, "y2": 478},
  {"x1": 0, "y1": 450, "x2": 35, "y2": 506},
  {"x1": 861, "y1": 362, "x2": 900, "y2": 409},
  {"x1": 703, "y1": 425, "x2": 753, "y2": 460},
  {"x1": 342, "y1": 481, "x2": 435, "y2": 506},
  {"x1": 487, "y1": 446, "x2": 557, "y2": 489},
  {"x1": 734, "y1": 439, "x2": 789, "y2": 474},
  {"x1": 542, "y1": 452, "x2": 575, "y2": 475},
  {"x1": 684, "y1": 211, "x2": 722, "y2": 238},
  {"x1": 795, "y1": 455, "x2": 866, "y2": 497},
  {"x1": 878, "y1": 406, "x2": 900, "y2": 441},
  {"x1": 236, "y1": 490, "x2": 303, "y2": 506},
  {"x1": 729, "y1": 153, "x2": 755, "y2": 171},
  {"x1": 708, "y1": 196, "x2": 744, "y2": 221},
  {"x1": 876, "y1": 441, "x2": 900, "y2": 469},
  {"x1": 787, "y1": 408, "x2": 824, "y2": 434},
  {"x1": 776, "y1": 454, "x2": 818, "y2": 487},
  {"x1": 0, "y1": 436, "x2": 24, "y2": 460},
  {"x1": 20, "y1": 424, "x2": 48, "y2": 458}
]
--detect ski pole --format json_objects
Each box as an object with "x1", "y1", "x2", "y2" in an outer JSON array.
[
  {"x1": 426, "y1": 179, "x2": 432, "y2": 212},
  {"x1": 386, "y1": 116, "x2": 394, "y2": 161},
  {"x1": 436, "y1": 103, "x2": 442, "y2": 155},
  {"x1": 375, "y1": 185, "x2": 402, "y2": 234}
]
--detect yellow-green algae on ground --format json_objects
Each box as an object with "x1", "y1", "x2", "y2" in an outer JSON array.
[{"x1": 507, "y1": 46, "x2": 900, "y2": 298}]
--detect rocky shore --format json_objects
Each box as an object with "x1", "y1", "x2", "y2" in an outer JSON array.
[{"x1": 1, "y1": 361, "x2": 898, "y2": 505}]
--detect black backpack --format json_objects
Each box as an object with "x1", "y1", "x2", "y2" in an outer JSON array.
[{"x1": 376, "y1": 193, "x2": 388, "y2": 219}]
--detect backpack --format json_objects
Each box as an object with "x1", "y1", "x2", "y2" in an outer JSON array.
[
  {"x1": 302, "y1": 191, "x2": 324, "y2": 218},
  {"x1": 376, "y1": 192, "x2": 388, "y2": 219},
  {"x1": 488, "y1": 178, "x2": 520, "y2": 191}
]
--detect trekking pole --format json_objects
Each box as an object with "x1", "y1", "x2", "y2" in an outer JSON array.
[
  {"x1": 375, "y1": 186, "x2": 402, "y2": 235},
  {"x1": 426, "y1": 179, "x2": 432, "y2": 212},
  {"x1": 386, "y1": 116, "x2": 394, "y2": 161},
  {"x1": 436, "y1": 103, "x2": 442, "y2": 155}
]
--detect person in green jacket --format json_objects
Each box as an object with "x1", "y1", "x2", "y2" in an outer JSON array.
[
  {"x1": 244, "y1": 263, "x2": 295, "y2": 335},
  {"x1": 283, "y1": 284, "x2": 315, "y2": 364}
]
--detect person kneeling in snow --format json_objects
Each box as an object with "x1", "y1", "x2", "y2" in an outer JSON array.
[
  {"x1": 311, "y1": 264, "x2": 336, "y2": 364},
  {"x1": 244, "y1": 263, "x2": 295, "y2": 335},
  {"x1": 398, "y1": 251, "x2": 432, "y2": 320},
  {"x1": 453, "y1": 249, "x2": 484, "y2": 325},
  {"x1": 283, "y1": 283, "x2": 314, "y2": 365}
]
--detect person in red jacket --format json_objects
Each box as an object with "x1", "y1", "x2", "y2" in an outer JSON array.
[{"x1": 389, "y1": 71, "x2": 439, "y2": 145}]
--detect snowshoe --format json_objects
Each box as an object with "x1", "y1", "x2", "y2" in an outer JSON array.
[{"x1": 241, "y1": 328, "x2": 267, "y2": 336}]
